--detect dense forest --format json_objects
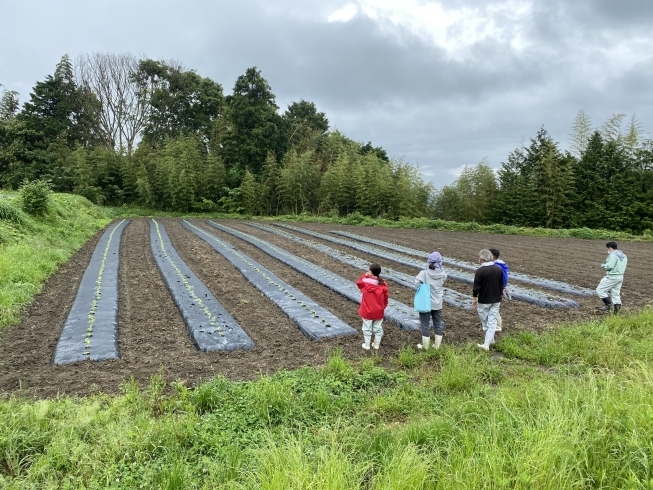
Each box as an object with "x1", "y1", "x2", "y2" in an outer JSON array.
[
  {"x1": 0, "y1": 54, "x2": 431, "y2": 219},
  {"x1": 434, "y1": 113, "x2": 653, "y2": 233},
  {"x1": 1, "y1": 54, "x2": 652, "y2": 232}
]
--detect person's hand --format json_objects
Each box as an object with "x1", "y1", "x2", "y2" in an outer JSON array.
[
  {"x1": 364, "y1": 271, "x2": 372, "y2": 277},
  {"x1": 472, "y1": 298, "x2": 478, "y2": 309},
  {"x1": 600, "y1": 264, "x2": 606, "y2": 269}
]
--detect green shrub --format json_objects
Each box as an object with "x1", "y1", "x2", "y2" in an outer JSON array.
[
  {"x1": 0, "y1": 200, "x2": 24, "y2": 224},
  {"x1": 19, "y1": 180, "x2": 52, "y2": 216}
]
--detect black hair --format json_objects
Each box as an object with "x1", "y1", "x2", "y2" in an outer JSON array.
[
  {"x1": 369, "y1": 263, "x2": 385, "y2": 285},
  {"x1": 489, "y1": 248, "x2": 500, "y2": 259},
  {"x1": 606, "y1": 241, "x2": 618, "y2": 250}
]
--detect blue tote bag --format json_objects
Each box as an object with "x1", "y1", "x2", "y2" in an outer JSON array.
[{"x1": 414, "y1": 282, "x2": 431, "y2": 313}]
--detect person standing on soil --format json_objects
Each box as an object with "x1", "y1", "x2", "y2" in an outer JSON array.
[
  {"x1": 472, "y1": 249, "x2": 504, "y2": 351},
  {"x1": 489, "y1": 248, "x2": 510, "y2": 332},
  {"x1": 596, "y1": 241, "x2": 627, "y2": 313},
  {"x1": 414, "y1": 252, "x2": 447, "y2": 349},
  {"x1": 356, "y1": 263, "x2": 389, "y2": 350}
]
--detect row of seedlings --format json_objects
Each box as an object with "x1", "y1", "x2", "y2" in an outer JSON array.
[
  {"x1": 273, "y1": 224, "x2": 580, "y2": 309},
  {"x1": 204, "y1": 221, "x2": 421, "y2": 331},
  {"x1": 248, "y1": 222, "x2": 472, "y2": 309},
  {"x1": 332, "y1": 230, "x2": 595, "y2": 297},
  {"x1": 149, "y1": 219, "x2": 254, "y2": 351},
  {"x1": 53, "y1": 219, "x2": 130, "y2": 364},
  {"x1": 181, "y1": 221, "x2": 357, "y2": 340}
]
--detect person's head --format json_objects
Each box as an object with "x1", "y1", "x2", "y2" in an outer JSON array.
[
  {"x1": 479, "y1": 249, "x2": 493, "y2": 263},
  {"x1": 489, "y1": 248, "x2": 500, "y2": 260},
  {"x1": 369, "y1": 263, "x2": 385, "y2": 284},
  {"x1": 427, "y1": 251, "x2": 442, "y2": 270},
  {"x1": 606, "y1": 241, "x2": 618, "y2": 252}
]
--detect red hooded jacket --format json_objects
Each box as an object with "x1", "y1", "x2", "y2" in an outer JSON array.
[{"x1": 356, "y1": 274, "x2": 389, "y2": 320}]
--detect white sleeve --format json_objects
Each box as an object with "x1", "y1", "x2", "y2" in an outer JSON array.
[{"x1": 415, "y1": 270, "x2": 424, "y2": 285}]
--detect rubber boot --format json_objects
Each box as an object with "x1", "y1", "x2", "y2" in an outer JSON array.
[
  {"x1": 614, "y1": 304, "x2": 621, "y2": 314},
  {"x1": 597, "y1": 297, "x2": 612, "y2": 312},
  {"x1": 372, "y1": 335, "x2": 382, "y2": 350},
  {"x1": 433, "y1": 335, "x2": 443, "y2": 349},
  {"x1": 362, "y1": 335, "x2": 371, "y2": 350},
  {"x1": 417, "y1": 336, "x2": 430, "y2": 349},
  {"x1": 495, "y1": 314, "x2": 503, "y2": 332}
]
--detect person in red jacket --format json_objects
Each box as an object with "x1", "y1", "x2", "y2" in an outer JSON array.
[{"x1": 356, "y1": 263, "x2": 389, "y2": 350}]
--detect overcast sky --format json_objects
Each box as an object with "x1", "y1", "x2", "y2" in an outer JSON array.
[{"x1": 1, "y1": 0, "x2": 652, "y2": 185}]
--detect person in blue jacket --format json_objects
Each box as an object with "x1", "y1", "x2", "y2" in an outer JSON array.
[{"x1": 490, "y1": 248, "x2": 509, "y2": 332}]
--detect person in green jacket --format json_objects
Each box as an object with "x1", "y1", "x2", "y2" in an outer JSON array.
[{"x1": 596, "y1": 241, "x2": 627, "y2": 313}]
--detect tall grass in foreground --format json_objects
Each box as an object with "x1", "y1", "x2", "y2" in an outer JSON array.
[
  {"x1": 1, "y1": 312, "x2": 653, "y2": 489},
  {"x1": 0, "y1": 193, "x2": 110, "y2": 327}
]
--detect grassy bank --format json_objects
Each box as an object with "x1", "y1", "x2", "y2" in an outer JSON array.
[
  {"x1": 0, "y1": 192, "x2": 110, "y2": 328},
  {"x1": 108, "y1": 205, "x2": 652, "y2": 242},
  {"x1": 1, "y1": 311, "x2": 652, "y2": 489}
]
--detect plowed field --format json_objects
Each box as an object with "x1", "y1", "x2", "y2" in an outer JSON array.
[{"x1": 1, "y1": 219, "x2": 649, "y2": 398}]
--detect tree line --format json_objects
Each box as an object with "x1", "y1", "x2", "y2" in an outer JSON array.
[
  {"x1": 0, "y1": 54, "x2": 432, "y2": 218},
  {"x1": 433, "y1": 112, "x2": 653, "y2": 233}
]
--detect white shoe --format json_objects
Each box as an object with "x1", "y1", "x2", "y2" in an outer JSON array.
[
  {"x1": 417, "y1": 336, "x2": 430, "y2": 349},
  {"x1": 433, "y1": 335, "x2": 443, "y2": 349},
  {"x1": 476, "y1": 343, "x2": 489, "y2": 351},
  {"x1": 372, "y1": 335, "x2": 382, "y2": 350},
  {"x1": 362, "y1": 335, "x2": 371, "y2": 350}
]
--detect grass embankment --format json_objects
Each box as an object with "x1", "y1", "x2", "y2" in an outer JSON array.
[
  {"x1": 2, "y1": 311, "x2": 652, "y2": 489},
  {"x1": 108, "y1": 205, "x2": 652, "y2": 242},
  {"x1": 0, "y1": 192, "x2": 110, "y2": 328}
]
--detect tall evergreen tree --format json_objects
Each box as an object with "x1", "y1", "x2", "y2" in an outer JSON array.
[
  {"x1": 493, "y1": 128, "x2": 573, "y2": 227},
  {"x1": 571, "y1": 131, "x2": 639, "y2": 231},
  {"x1": 222, "y1": 67, "x2": 285, "y2": 180},
  {"x1": 20, "y1": 55, "x2": 90, "y2": 147}
]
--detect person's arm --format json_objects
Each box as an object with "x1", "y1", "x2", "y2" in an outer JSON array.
[
  {"x1": 414, "y1": 270, "x2": 424, "y2": 286},
  {"x1": 356, "y1": 275, "x2": 366, "y2": 290},
  {"x1": 383, "y1": 286, "x2": 389, "y2": 309},
  {"x1": 604, "y1": 254, "x2": 618, "y2": 272},
  {"x1": 472, "y1": 270, "x2": 481, "y2": 306}
]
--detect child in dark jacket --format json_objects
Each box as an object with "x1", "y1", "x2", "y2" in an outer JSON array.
[{"x1": 355, "y1": 263, "x2": 389, "y2": 350}]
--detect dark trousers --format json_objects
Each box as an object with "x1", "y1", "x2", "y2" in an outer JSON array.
[{"x1": 419, "y1": 309, "x2": 443, "y2": 336}]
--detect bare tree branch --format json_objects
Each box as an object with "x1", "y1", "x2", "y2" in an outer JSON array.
[{"x1": 75, "y1": 52, "x2": 148, "y2": 155}]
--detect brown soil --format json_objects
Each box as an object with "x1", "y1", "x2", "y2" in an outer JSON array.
[{"x1": 1, "y1": 218, "x2": 650, "y2": 399}]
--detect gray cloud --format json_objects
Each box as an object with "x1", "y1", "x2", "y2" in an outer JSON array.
[{"x1": 0, "y1": 0, "x2": 651, "y2": 186}]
